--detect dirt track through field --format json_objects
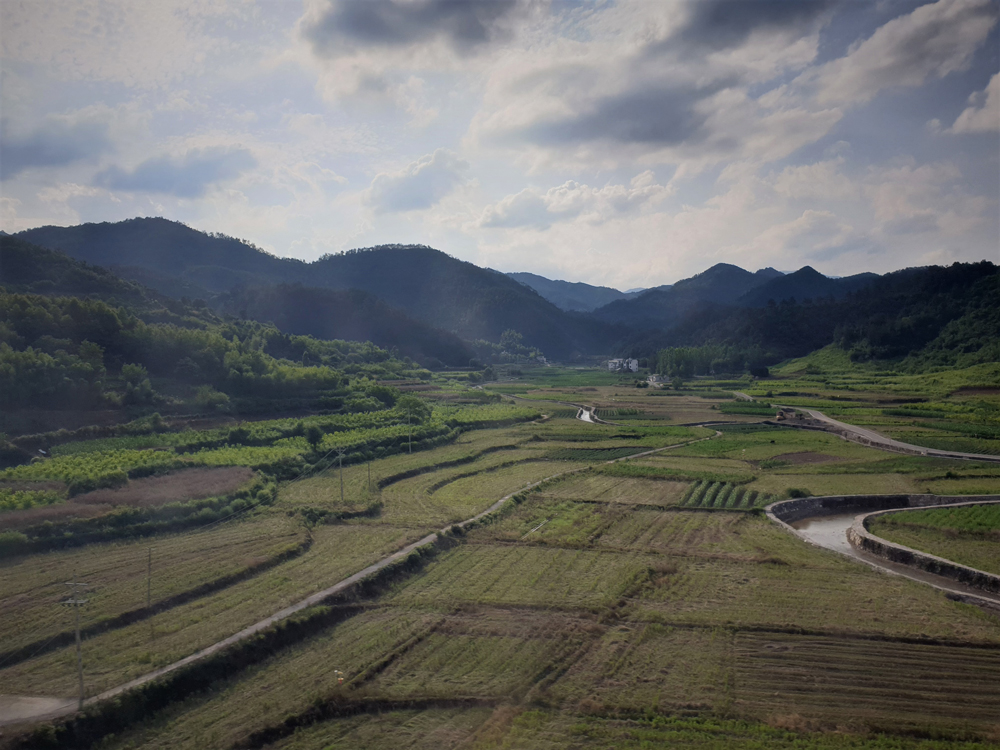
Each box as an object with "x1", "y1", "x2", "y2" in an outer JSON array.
[{"x1": 1, "y1": 410, "x2": 719, "y2": 728}]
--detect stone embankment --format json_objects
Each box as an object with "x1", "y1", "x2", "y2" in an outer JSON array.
[
  {"x1": 768, "y1": 493, "x2": 1000, "y2": 525},
  {"x1": 848, "y1": 503, "x2": 1000, "y2": 596},
  {"x1": 768, "y1": 494, "x2": 1000, "y2": 598}
]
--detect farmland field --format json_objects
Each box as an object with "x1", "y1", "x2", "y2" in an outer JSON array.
[
  {"x1": 869, "y1": 503, "x2": 1000, "y2": 576},
  {"x1": 3, "y1": 366, "x2": 1000, "y2": 750}
]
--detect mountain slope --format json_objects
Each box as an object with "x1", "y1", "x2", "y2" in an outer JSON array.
[
  {"x1": 737, "y1": 266, "x2": 877, "y2": 306},
  {"x1": 16, "y1": 219, "x2": 617, "y2": 358},
  {"x1": 635, "y1": 261, "x2": 1000, "y2": 371},
  {"x1": 218, "y1": 284, "x2": 474, "y2": 368},
  {"x1": 17, "y1": 218, "x2": 303, "y2": 289},
  {"x1": 0, "y1": 235, "x2": 152, "y2": 306},
  {"x1": 592, "y1": 263, "x2": 783, "y2": 328}
]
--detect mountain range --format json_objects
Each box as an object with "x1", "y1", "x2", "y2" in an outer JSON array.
[{"x1": 10, "y1": 217, "x2": 998, "y2": 371}]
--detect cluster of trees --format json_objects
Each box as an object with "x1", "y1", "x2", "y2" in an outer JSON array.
[
  {"x1": 0, "y1": 291, "x2": 427, "y2": 413},
  {"x1": 470, "y1": 329, "x2": 543, "y2": 365}
]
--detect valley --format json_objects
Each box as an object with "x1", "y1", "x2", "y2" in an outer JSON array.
[{"x1": 2, "y1": 362, "x2": 999, "y2": 749}]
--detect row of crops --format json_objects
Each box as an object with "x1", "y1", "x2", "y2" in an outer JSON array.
[
  {"x1": 1, "y1": 403, "x2": 542, "y2": 495},
  {"x1": 877, "y1": 503, "x2": 1000, "y2": 533},
  {"x1": 546, "y1": 447, "x2": 648, "y2": 461},
  {"x1": 680, "y1": 480, "x2": 774, "y2": 510},
  {"x1": 595, "y1": 408, "x2": 641, "y2": 419}
]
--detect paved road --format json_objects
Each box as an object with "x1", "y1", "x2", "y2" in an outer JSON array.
[
  {"x1": 790, "y1": 406, "x2": 1000, "y2": 463},
  {"x1": 2, "y1": 416, "x2": 719, "y2": 728},
  {"x1": 732, "y1": 390, "x2": 999, "y2": 463}
]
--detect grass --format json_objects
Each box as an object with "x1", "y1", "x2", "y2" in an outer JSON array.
[
  {"x1": 0, "y1": 513, "x2": 305, "y2": 658},
  {"x1": 534, "y1": 473, "x2": 692, "y2": 506},
  {"x1": 869, "y1": 503, "x2": 1000, "y2": 575},
  {"x1": 0, "y1": 522, "x2": 419, "y2": 697},
  {"x1": 386, "y1": 544, "x2": 653, "y2": 611},
  {"x1": 473, "y1": 710, "x2": 999, "y2": 749}
]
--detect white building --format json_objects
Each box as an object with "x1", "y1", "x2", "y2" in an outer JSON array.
[{"x1": 608, "y1": 358, "x2": 639, "y2": 372}]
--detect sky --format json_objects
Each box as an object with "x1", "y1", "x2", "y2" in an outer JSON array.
[{"x1": 1, "y1": 0, "x2": 997, "y2": 289}]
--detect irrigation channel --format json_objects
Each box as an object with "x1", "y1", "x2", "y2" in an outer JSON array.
[
  {"x1": 0, "y1": 410, "x2": 718, "y2": 728},
  {"x1": 770, "y1": 500, "x2": 1000, "y2": 608}
]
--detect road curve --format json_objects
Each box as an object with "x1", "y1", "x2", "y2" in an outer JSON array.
[
  {"x1": 788, "y1": 406, "x2": 1000, "y2": 463},
  {"x1": 733, "y1": 390, "x2": 999, "y2": 463},
  {"x1": 3, "y1": 418, "x2": 719, "y2": 728}
]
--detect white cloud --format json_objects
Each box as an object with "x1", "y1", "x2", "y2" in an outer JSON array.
[
  {"x1": 467, "y1": 2, "x2": 840, "y2": 173},
  {"x1": 765, "y1": 158, "x2": 857, "y2": 201},
  {"x1": 807, "y1": 0, "x2": 998, "y2": 106},
  {"x1": 363, "y1": 148, "x2": 469, "y2": 213},
  {"x1": 0, "y1": 0, "x2": 245, "y2": 89},
  {"x1": 949, "y1": 72, "x2": 1000, "y2": 133},
  {"x1": 480, "y1": 171, "x2": 673, "y2": 229}
]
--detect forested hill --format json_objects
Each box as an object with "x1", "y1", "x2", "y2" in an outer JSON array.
[
  {"x1": 592, "y1": 263, "x2": 785, "y2": 327},
  {"x1": 17, "y1": 218, "x2": 300, "y2": 290},
  {"x1": 0, "y1": 237, "x2": 474, "y2": 370},
  {"x1": 217, "y1": 285, "x2": 473, "y2": 369},
  {"x1": 16, "y1": 218, "x2": 619, "y2": 359},
  {"x1": 0, "y1": 235, "x2": 435, "y2": 435},
  {"x1": 633, "y1": 261, "x2": 1000, "y2": 374}
]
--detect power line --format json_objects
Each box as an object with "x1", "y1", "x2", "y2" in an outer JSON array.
[{"x1": 61, "y1": 578, "x2": 89, "y2": 711}]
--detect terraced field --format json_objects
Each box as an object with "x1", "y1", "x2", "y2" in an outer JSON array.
[{"x1": 4, "y1": 371, "x2": 1000, "y2": 750}]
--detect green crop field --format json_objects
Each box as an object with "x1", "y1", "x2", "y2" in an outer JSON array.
[
  {"x1": 4, "y1": 365, "x2": 1000, "y2": 750},
  {"x1": 869, "y1": 503, "x2": 1000, "y2": 576}
]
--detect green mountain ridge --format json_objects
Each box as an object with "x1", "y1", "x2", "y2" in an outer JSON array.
[{"x1": 16, "y1": 219, "x2": 620, "y2": 360}]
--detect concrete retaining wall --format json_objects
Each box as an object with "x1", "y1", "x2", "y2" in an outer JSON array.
[
  {"x1": 767, "y1": 493, "x2": 1000, "y2": 597},
  {"x1": 768, "y1": 493, "x2": 1000, "y2": 525},
  {"x1": 848, "y1": 503, "x2": 1000, "y2": 596}
]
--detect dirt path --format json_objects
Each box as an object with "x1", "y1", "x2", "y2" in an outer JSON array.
[
  {"x1": 500, "y1": 392, "x2": 618, "y2": 425},
  {"x1": 2, "y1": 417, "x2": 719, "y2": 728}
]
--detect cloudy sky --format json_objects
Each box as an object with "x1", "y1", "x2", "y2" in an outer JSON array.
[{"x1": 1, "y1": 0, "x2": 997, "y2": 288}]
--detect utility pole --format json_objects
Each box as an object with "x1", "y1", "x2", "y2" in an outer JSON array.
[
  {"x1": 147, "y1": 547, "x2": 153, "y2": 610},
  {"x1": 62, "y1": 579, "x2": 89, "y2": 711},
  {"x1": 336, "y1": 447, "x2": 347, "y2": 505},
  {"x1": 407, "y1": 407, "x2": 412, "y2": 454},
  {"x1": 367, "y1": 454, "x2": 372, "y2": 493}
]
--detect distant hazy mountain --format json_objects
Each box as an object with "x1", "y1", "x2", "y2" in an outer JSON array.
[
  {"x1": 218, "y1": 285, "x2": 474, "y2": 368},
  {"x1": 16, "y1": 218, "x2": 618, "y2": 359},
  {"x1": 737, "y1": 266, "x2": 878, "y2": 307},
  {"x1": 592, "y1": 263, "x2": 784, "y2": 328},
  {"x1": 620, "y1": 261, "x2": 999, "y2": 369},
  {"x1": 507, "y1": 272, "x2": 652, "y2": 312}
]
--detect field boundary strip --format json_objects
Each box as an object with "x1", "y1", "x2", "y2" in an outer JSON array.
[{"x1": 8, "y1": 411, "x2": 721, "y2": 727}]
